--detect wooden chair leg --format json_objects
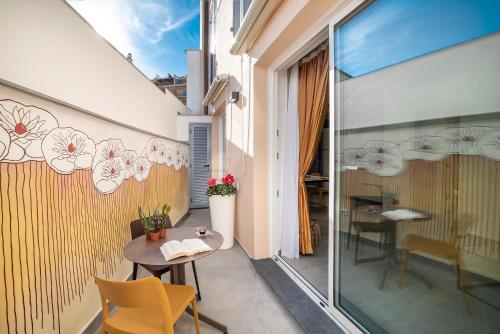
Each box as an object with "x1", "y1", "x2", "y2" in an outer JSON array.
[
  {"x1": 191, "y1": 261, "x2": 201, "y2": 300},
  {"x1": 191, "y1": 298, "x2": 201, "y2": 334},
  {"x1": 132, "y1": 263, "x2": 138, "y2": 280}
]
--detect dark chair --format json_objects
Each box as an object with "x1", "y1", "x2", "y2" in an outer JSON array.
[
  {"x1": 350, "y1": 205, "x2": 390, "y2": 265},
  {"x1": 130, "y1": 217, "x2": 202, "y2": 300}
]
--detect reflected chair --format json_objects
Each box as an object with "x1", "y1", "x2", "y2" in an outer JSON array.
[
  {"x1": 95, "y1": 276, "x2": 200, "y2": 334},
  {"x1": 400, "y1": 213, "x2": 474, "y2": 290},
  {"x1": 130, "y1": 218, "x2": 202, "y2": 300},
  {"x1": 351, "y1": 205, "x2": 389, "y2": 265}
]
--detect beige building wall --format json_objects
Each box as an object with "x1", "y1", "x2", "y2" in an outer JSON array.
[{"x1": 208, "y1": 0, "x2": 340, "y2": 259}]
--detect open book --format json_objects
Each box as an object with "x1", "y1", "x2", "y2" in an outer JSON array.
[
  {"x1": 160, "y1": 239, "x2": 212, "y2": 261},
  {"x1": 381, "y1": 209, "x2": 425, "y2": 221}
]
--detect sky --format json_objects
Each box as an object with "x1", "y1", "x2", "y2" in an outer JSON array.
[
  {"x1": 336, "y1": 0, "x2": 500, "y2": 77},
  {"x1": 67, "y1": 0, "x2": 200, "y2": 79}
]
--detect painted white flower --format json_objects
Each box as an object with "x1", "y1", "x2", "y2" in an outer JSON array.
[
  {"x1": 364, "y1": 140, "x2": 401, "y2": 156},
  {"x1": 92, "y1": 157, "x2": 127, "y2": 194},
  {"x1": 183, "y1": 149, "x2": 189, "y2": 167},
  {"x1": 165, "y1": 148, "x2": 175, "y2": 167},
  {"x1": 342, "y1": 148, "x2": 368, "y2": 169},
  {"x1": 399, "y1": 136, "x2": 450, "y2": 161},
  {"x1": 92, "y1": 139, "x2": 125, "y2": 169},
  {"x1": 0, "y1": 99, "x2": 58, "y2": 162},
  {"x1": 41, "y1": 127, "x2": 96, "y2": 174},
  {"x1": 437, "y1": 126, "x2": 492, "y2": 155},
  {"x1": 0, "y1": 126, "x2": 10, "y2": 161},
  {"x1": 145, "y1": 138, "x2": 165, "y2": 164},
  {"x1": 121, "y1": 150, "x2": 138, "y2": 179},
  {"x1": 477, "y1": 129, "x2": 500, "y2": 161},
  {"x1": 133, "y1": 156, "x2": 151, "y2": 182},
  {"x1": 156, "y1": 144, "x2": 168, "y2": 164},
  {"x1": 364, "y1": 152, "x2": 403, "y2": 176},
  {"x1": 174, "y1": 145, "x2": 185, "y2": 170}
]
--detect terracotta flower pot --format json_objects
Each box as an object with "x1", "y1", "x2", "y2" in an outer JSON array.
[
  {"x1": 160, "y1": 228, "x2": 167, "y2": 238},
  {"x1": 149, "y1": 231, "x2": 160, "y2": 242}
]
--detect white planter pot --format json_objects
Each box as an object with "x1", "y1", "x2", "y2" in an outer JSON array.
[{"x1": 209, "y1": 194, "x2": 235, "y2": 249}]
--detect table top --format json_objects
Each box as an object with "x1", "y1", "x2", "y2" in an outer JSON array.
[
  {"x1": 351, "y1": 205, "x2": 431, "y2": 223},
  {"x1": 124, "y1": 226, "x2": 223, "y2": 267},
  {"x1": 305, "y1": 175, "x2": 329, "y2": 182}
]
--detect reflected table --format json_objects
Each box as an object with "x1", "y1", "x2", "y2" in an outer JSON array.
[{"x1": 124, "y1": 226, "x2": 228, "y2": 333}]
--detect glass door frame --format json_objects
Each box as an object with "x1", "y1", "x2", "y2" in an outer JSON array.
[{"x1": 267, "y1": 1, "x2": 366, "y2": 333}]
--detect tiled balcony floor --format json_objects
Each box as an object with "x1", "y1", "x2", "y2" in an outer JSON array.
[{"x1": 94, "y1": 209, "x2": 303, "y2": 334}]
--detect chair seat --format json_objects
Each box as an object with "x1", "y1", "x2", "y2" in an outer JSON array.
[
  {"x1": 104, "y1": 284, "x2": 195, "y2": 334},
  {"x1": 404, "y1": 234, "x2": 456, "y2": 259}
]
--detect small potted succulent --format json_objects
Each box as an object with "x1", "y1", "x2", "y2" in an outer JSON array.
[
  {"x1": 206, "y1": 173, "x2": 237, "y2": 249},
  {"x1": 138, "y1": 206, "x2": 162, "y2": 241},
  {"x1": 159, "y1": 204, "x2": 171, "y2": 238}
]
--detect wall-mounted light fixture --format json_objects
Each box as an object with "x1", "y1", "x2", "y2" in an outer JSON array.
[{"x1": 227, "y1": 91, "x2": 240, "y2": 104}]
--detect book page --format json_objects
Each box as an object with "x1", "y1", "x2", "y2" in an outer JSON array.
[
  {"x1": 160, "y1": 240, "x2": 190, "y2": 261},
  {"x1": 382, "y1": 209, "x2": 424, "y2": 220},
  {"x1": 182, "y1": 239, "x2": 212, "y2": 255}
]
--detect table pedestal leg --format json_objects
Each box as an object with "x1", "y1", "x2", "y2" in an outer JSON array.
[{"x1": 170, "y1": 264, "x2": 228, "y2": 333}]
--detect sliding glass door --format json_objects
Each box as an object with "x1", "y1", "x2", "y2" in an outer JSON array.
[{"x1": 332, "y1": 0, "x2": 500, "y2": 333}]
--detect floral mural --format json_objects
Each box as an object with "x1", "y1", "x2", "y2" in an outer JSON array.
[
  {"x1": 341, "y1": 126, "x2": 500, "y2": 176},
  {"x1": 41, "y1": 127, "x2": 96, "y2": 174},
  {"x1": 0, "y1": 99, "x2": 189, "y2": 193},
  {"x1": 0, "y1": 98, "x2": 189, "y2": 334}
]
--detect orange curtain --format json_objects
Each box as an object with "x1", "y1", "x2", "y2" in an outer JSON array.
[{"x1": 298, "y1": 48, "x2": 329, "y2": 255}]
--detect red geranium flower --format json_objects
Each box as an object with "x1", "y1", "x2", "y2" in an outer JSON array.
[
  {"x1": 207, "y1": 177, "x2": 217, "y2": 186},
  {"x1": 222, "y1": 173, "x2": 235, "y2": 185}
]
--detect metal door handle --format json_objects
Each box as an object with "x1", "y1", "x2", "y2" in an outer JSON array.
[{"x1": 203, "y1": 164, "x2": 210, "y2": 168}]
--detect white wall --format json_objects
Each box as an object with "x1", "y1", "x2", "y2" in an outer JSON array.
[
  {"x1": 186, "y1": 50, "x2": 203, "y2": 115},
  {"x1": 340, "y1": 32, "x2": 500, "y2": 130},
  {"x1": 177, "y1": 115, "x2": 213, "y2": 142},
  {"x1": 0, "y1": 0, "x2": 190, "y2": 141}
]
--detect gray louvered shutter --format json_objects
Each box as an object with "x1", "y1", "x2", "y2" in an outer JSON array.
[
  {"x1": 233, "y1": 0, "x2": 241, "y2": 36},
  {"x1": 190, "y1": 124, "x2": 211, "y2": 208},
  {"x1": 243, "y1": 0, "x2": 252, "y2": 17}
]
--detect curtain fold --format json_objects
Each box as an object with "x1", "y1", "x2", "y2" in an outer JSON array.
[
  {"x1": 298, "y1": 49, "x2": 329, "y2": 255},
  {"x1": 280, "y1": 64, "x2": 300, "y2": 259}
]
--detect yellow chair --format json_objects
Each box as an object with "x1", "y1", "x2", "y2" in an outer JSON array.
[
  {"x1": 95, "y1": 276, "x2": 200, "y2": 334},
  {"x1": 400, "y1": 213, "x2": 474, "y2": 290}
]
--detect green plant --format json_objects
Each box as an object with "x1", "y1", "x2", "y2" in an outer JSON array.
[
  {"x1": 138, "y1": 206, "x2": 161, "y2": 232},
  {"x1": 159, "y1": 204, "x2": 171, "y2": 228}
]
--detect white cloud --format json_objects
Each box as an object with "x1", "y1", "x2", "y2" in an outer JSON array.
[
  {"x1": 66, "y1": 0, "x2": 199, "y2": 77},
  {"x1": 149, "y1": 8, "x2": 199, "y2": 44}
]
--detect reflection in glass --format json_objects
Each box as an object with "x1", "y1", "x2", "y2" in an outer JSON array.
[{"x1": 334, "y1": 0, "x2": 500, "y2": 333}]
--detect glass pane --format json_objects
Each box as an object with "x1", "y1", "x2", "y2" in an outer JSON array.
[{"x1": 334, "y1": 0, "x2": 500, "y2": 333}]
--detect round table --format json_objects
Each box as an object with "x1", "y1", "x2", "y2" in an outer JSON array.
[{"x1": 124, "y1": 226, "x2": 227, "y2": 333}]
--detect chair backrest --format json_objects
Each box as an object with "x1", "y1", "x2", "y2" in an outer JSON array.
[
  {"x1": 130, "y1": 218, "x2": 144, "y2": 240},
  {"x1": 95, "y1": 276, "x2": 173, "y2": 331},
  {"x1": 451, "y1": 213, "x2": 475, "y2": 246}
]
